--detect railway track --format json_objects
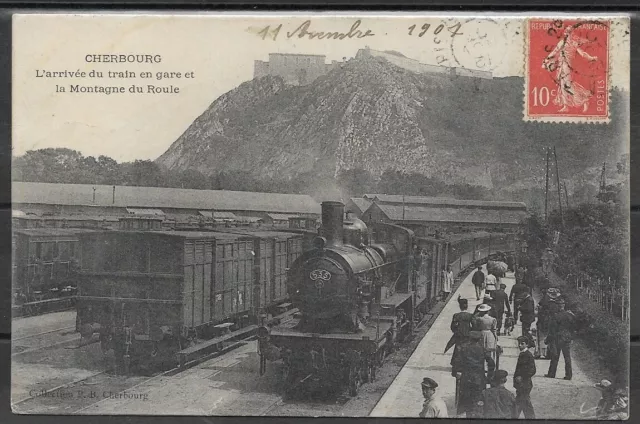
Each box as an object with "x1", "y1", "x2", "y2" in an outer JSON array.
[{"x1": 12, "y1": 331, "x2": 258, "y2": 414}]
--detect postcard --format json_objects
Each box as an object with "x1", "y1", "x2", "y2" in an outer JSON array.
[{"x1": 11, "y1": 12, "x2": 630, "y2": 418}]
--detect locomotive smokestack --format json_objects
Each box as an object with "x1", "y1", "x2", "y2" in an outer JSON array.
[{"x1": 321, "y1": 201, "x2": 344, "y2": 246}]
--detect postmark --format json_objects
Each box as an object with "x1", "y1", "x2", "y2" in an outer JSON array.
[
  {"x1": 525, "y1": 19, "x2": 610, "y2": 123},
  {"x1": 450, "y1": 19, "x2": 508, "y2": 73}
]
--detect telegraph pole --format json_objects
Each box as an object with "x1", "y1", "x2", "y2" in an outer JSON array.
[
  {"x1": 599, "y1": 162, "x2": 607, "y2": 199},
  {"x1": 563, "y1": 181, "x2": 570, "y2": 209},
  {"x1": 544, "y1": 147, "x2": 550, "y2": 223},
  {"x1": 553, "y1": 146, "x2": 564, "y2": 228}
]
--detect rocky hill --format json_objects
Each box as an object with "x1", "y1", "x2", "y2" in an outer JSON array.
[{"x1": 157, "y1": 54, "x2": 628, "y2": 194}]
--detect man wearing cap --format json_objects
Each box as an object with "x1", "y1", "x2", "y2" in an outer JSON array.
[
  {"x1": 479, "y1": 370, "x2": 517, "y2": 419},
  {"x1": 446, "y1": 296, "x2": 474, "y2": 377},
  {"x1": 472, "y1": 265, "x2": 485, "y2": 301},
  {"x1": 545, "y1": 301, "x2": 575, "y2": 380},
  {"x1": 514, "y1": 336, "x2": 536, "y2": 419},
  {"x1": 492, "y1": 283, "x2": 511, "y2": 336},
  {"x1": 419, "y1": 377, "x2": 448, "y2": 418},
  {"x1": 454, "y1": 331, "x2": 493, "y2": 418}
]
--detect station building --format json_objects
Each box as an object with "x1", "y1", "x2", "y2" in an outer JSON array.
[
  {"x1": 352, "y1": 194, "x2": 528, "y2": 237},
  {"x1": 12, "y1": 182, "x2": 320, "y2": 230}
]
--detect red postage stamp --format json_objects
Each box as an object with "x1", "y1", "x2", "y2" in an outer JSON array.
[{"x1": 526, "y1": 19, "x2": 610, "y2": 123}]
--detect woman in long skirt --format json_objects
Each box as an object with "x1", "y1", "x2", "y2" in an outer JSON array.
[{"x1": 473, "y1": 304, "x2": 498, "y2": 363}]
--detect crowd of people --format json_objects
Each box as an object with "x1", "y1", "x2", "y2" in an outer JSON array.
[{"x1": 417, "y1": 262, "x2": 629, "y2": 419}]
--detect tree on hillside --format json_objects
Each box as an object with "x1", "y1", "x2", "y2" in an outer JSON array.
[{"x1": 128, "y1": 160, "x2": 164, "y2": 187}]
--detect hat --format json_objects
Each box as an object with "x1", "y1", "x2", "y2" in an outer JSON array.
[
  {"x1": 548, "y1": 291, "x2": 561, "y2": 299},
  {"x1": 492, "y1": 370, "x2": 508, "y2": 382},
  {"x1": 595, "y1": 379, "x2": 613, "y2": 390},
  {"x1": 469, "y1": 331, "x2": 483, "y2": 340},
  {"x1": 458, "y1": 297, "x2": 468, "y2": 307},
  {"x1": 500, "y1": 283, "x2": 507, "y2": 289},
  {"x1": 516, "y1": 336, "x2": 529, "y2": 344},
  {"x1": 478, "y1": 304, "x2": 492, "y2": 312},
  {"x1": 421, "y1": 377, "x2": 438, "y2": 389}
]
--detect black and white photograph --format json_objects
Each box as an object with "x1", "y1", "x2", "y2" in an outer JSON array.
[{"x1": 10, "y1": 12, "x2": 630, "y2": 418}]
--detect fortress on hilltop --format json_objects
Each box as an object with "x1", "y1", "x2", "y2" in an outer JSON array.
[
  {"x1": 253, "y1": 47, "x2": 492, "y2": 86},
  {"x1": 253, "y1": 53, "x2": 343, "y2": 86}
]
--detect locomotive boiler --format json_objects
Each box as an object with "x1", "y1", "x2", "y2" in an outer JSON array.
[
  {"x1": 289, "y1": 201, "x2": 403, "y2": 334},
  {"x1": 258, "y1": 201, "x2": 417, "y2": 396}
]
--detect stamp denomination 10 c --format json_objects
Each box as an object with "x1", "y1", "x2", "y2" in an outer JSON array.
[{"x1": 525, "y1": 19, "x2": 609, "y2": 123}]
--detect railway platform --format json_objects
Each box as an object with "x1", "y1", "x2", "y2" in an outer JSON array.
[{"x1": 370, "y1": 267, "x2": 603, "y2": 419}]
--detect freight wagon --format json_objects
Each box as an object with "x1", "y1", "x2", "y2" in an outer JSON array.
[
  {"x1": 12, "y1": 228, "x2": 93, "y2": 317},
  {"x1": 75, "y1": 227, "x2": 304, "y2": 373}
]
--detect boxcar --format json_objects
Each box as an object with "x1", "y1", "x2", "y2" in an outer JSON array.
[
  {"x1": 12, "y1": 228, "x2": 92, "y2": 316},
  {"x1": 75, "y1": 228, "x2": 304, "y2": 372}
]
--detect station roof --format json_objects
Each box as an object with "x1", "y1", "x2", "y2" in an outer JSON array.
[
  {"x1": 14, "y1": 228, "x2": 98, "y2": 237},
  {"x1": 13, "y1": 182, "x2": 321, "y2": 215},
  {"x1": 347, "y1": 198, "x2": 373, "y2": 213},
  {"x1": 267, "y1": 213, "x2": 300, "y2": 221},
  {"x1": 362, "y1": 194, "x2": 527, "y2": 210},
  {"x1": 369, "y1": 203, "x2": 527, "y2": 225},
  {"x1": 126, "y1": 207, "x2": 165, "y2": 216}
]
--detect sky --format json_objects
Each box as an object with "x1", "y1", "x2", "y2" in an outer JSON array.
[{"x1": 12, "y1": 13, "x2": 630, "y2": 162}]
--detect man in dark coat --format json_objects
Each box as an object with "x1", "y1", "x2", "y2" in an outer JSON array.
[
  {"x1": 515, "y1": 265, "x2": 526, "y2": 284},
  {"x1": 479, "y1": 369, "x2": 517, "y2": 419},
  {"x1": 537, "y1": 288, "x2": 563, "y2": 358},
  {"x1": 509, "y1": 279, "x2": 530, "y2": 322},
  {"x1": 545, "y1": 301, "x2": 575, "y2": 380},
  {"x1": 454, "y1": 331, "x2": 488, "y2": 418},
  {"x1": 471, "y1": 266, "x2": 485, "y2": 300},
  {"x1": 492, "y1": 283, "x2": 511, "y2": 336},
  {"x1": 447, "y1": 296, "x2": 475, "y2": 377},
  {"x1": 518, "y1": 292, "x2": 536, "y2": 336},
  {"x1": 514, "y1": 336, "x2": 536, "y2": 419}
]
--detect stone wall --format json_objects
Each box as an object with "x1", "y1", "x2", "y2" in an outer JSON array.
[{"x1": 356, "y1": 47, "x2": 493, "y2": 80}]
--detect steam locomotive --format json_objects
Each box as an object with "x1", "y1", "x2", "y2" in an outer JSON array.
[
  {"x1": 258, "y1": 201, "x2": 421, "y2": 396},
  {"x1": 257, "y1": 201, "x2": 516, "y2": 396}
]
